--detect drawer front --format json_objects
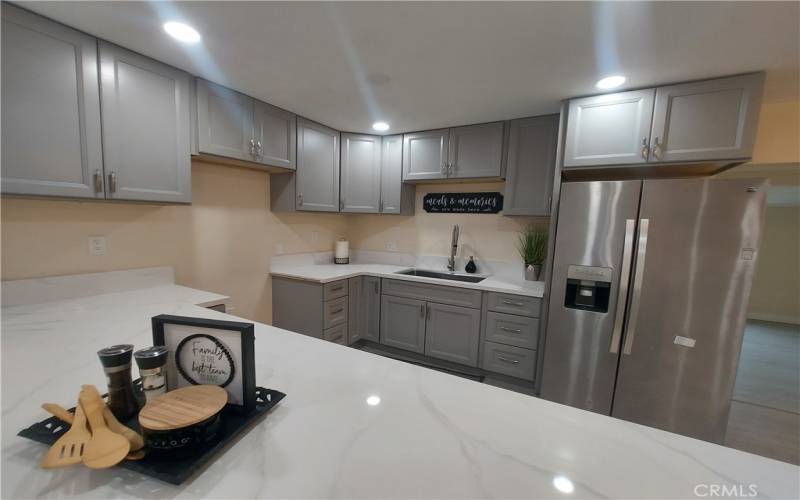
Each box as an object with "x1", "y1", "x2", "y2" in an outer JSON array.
[
  {"x1": 323, "y1": 280, "x2": 349, "y2": 300},
  {"x1": 487, "y1": 292, "x2": 541, "y2": 317},
  {"x1": 485, "y1": 312, "x2": 539, "y2": 349},
  {"x1": 382, "y1": 278, "x2": 482, "y2": 309},
  {"x1": 323, "y1": 323, "x2": 347, "y2": 345},
  {"x1": 323, "y1": 296, "x2": 348, "y2": 329},
  {"x1": 481, "y1": 342, "x2": 536, "y2": 380}
]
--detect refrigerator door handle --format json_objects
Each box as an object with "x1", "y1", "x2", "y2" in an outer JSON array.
[
  {"x1": 610, "y1": 219, "x2": 636, "y2": 353},
  {"x1": 622, "y1": 218, "x2": 650, "y2": 355}
]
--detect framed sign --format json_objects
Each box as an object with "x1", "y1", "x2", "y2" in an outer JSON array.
[
  {"x1": 423, "y1": 192, "x2": 503, "y2": 213},
  {"x1": 152, "y1": 315, "x2": 256, "y2": 413}
]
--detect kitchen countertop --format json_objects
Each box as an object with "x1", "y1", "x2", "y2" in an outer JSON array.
[
  {"x1": 2, "y1": 281, "x2": 798, "y2": 498},
  {"x1": 270, "y1": 263, "x2": 546, "y2": 298}
]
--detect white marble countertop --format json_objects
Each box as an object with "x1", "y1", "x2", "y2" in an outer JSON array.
[
  {"x1": 270, "y1": 262, "x2": 546, "y2": 298},
  {"x1": 2, "y1": 281, "x2": 798, "y2": 498}
]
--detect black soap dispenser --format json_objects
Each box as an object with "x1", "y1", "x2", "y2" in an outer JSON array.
[{"x1": 465, "y1": 256, "x2": 477, "y2": 274}]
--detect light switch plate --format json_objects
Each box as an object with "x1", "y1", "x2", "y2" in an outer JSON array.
[
  {"x1": 88, "y1": 236, "x2": 106, "y2": 256},
  {"x1": 386, "y1": 240, "x2": 398, "y2": 252}
]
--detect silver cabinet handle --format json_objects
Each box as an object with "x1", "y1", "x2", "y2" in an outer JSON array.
[
  {"x1": 448, "y1": 163, "x2": 455, "y2": 176},
  {"x1": 441, "y1": 161, "x2": 447, "y2": 175},
  {"x1": 331, "y1": 308, "x2": 344, "y2": 314},
  {"x1": 500, "y1": 326, "x2": 522, "y2": 334},
  {"x1": 297, "y1": 193, "x2": 303, "y2": 206},
  {"x1": 641, "y1": 137, "x2": 650, "y2": 160},
  {"x1": 502, "y1": 299, "x2": 525, "y2": 307},
  {"x1": 330, "y1": 285, "x2": 343, "y2": 291},
  {"x1": 497, "y1": 356, "x2": 519, "y2": 364},
  {"x1": 426, "y1": 304, "x2": 431, "y2": 320},
  {"x1": 339, "y1": 198, "x2": 344, "y2": 210},
  {"x1": 249, "y1": 138, "x2": 256, "y2": 158},
  {"x1": 108, "y1": 171, "x2": 117, "y2": 193},
  {"x1": 623, "y1": 218, "x2": 650, "y2": 355},
  {"x1": 610, "y1": 219, "x2": 636, "y2": 353},
  {"x1": 378, "y1": 199, "x2": 383, "y2": 213},
  {"x1": 652, "y1": 137, "x2": 662, "y2": 160},
  {"x1": 93, "y1": 169, "x2": 103, "y2": 193},
  {"x1": 256, "y1": 140, "x2": 263, "y2": 159},
  {"x1": 420, "y1": 304, "x2": 425, "y2": 318}
]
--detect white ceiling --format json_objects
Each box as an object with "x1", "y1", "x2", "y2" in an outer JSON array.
[{"x1": 19, "y1": 1, "x2": 800, "y2": 134}]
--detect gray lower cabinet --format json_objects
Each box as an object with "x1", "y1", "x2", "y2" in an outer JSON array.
[
  {"x1": 98, "y1": 42, "x2": 192, "y2": 203},
  {"x1": 380, "y1": 294, "x2": 427, "y2": 353},
  {"x1": 349, "y1": 276, "x2": 381, "y2": 344},
  {"x1": 481, "y1": 291, "x2": 540, "y2": 381},
  {"x1": 380, "y1": 134, "x2": 415, "y2": 215},
  {"x1": 482, "y1": 342, "x2": 537, "y2": 380},
  {"x1": 424, "y1": 302, "x2": 481, "y2": 367},
  {"x1": 503, "y1": 115, "x2": 559, "y2": 216},
  {"x1": 447, "y1": 122, "x2": 504, "y2": 179},
  {"x1": 402, "y1": 129, "x2": 449, "y2": 181},
  {"x1": 1, "y1": 4, "x2": 103, "y2": 198},
  {"x1": 272, "y1": 276, "x2": 349, "y2": 343},
  {"x1": 340, "y1": 134, "x2": 381, "y2": 213},
  {"x1": 563, "y1": 88, "x2": 656, "y2": 168},
  {"x1": 648, "y1": 73, "x2": 763, "y2": 163},
  {"x1": 296, "y1": 118, "x2": 340, "y2": 212}
]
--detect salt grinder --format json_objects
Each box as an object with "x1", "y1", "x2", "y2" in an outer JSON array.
[
  {"x1": 97, "y1": 344, "x2": 142, "y2": 420},
  {"x1": 134, "y1": 346, "x2": 169, "y2": 403}
]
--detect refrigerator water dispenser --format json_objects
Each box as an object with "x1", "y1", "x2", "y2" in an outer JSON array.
[{"x1": 564, "y1": 265, "x2": 612, "y2": 313}]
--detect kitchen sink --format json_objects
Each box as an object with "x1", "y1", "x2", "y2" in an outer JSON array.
[{"x1": 395, "y1": 268, "x2": 486, "y2": 283}]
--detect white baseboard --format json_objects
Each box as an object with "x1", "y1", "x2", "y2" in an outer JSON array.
[{"x1": 747, "y1": 312, "x2": 800, "y2": 325}]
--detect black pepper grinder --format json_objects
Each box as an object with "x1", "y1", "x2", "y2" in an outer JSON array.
[
  {"x1": 97, "y1": 344, "x2": 143, "y2": 420},
  {"x1": 465, "y1": 256, "x2": 477, "y2": 274}
]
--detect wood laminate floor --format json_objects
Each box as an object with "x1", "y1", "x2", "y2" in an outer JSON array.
[{"x1": 725, "y1": 320, "x2": 800, "y2": 465}]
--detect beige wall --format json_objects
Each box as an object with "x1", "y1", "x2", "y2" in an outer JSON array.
[
  {"x1": 0, "y1": 161, "x2": 349, "y2": 323},
  {"x1": 748, "y1": 206, "x2": 800, "y2": 324},
  {"x1": 750, "y1": 100, "x2": 800, "y2": 165},
  {"x1": 348, "y1": 182, "x2": 547, "y2": 265}
]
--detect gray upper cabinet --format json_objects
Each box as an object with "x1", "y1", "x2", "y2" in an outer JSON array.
[
  {"x1": 424, "y1": 302, "x2": 481, "y2": 367},
  {"x1": 648, "y1": 73, "x2": 764, "y2": 163},
  {"x1": 340, "y1": 133, "x2": 381, "y2": 213},
  {"x1": 99, "y1": 42, "x2": 191, "y2": 203},
  {"x1": 296, "y1": 118, "x2": 340, "y2": 212},
  {"x1": 563, "y1": 88, "x2": 655, "y2": 167},
  {"x1": 379, "y1": 135, "x2": 415, "y2": 215},
  {"x1": 447, "y1": 122, "x2": 504, "y2": 179},
  {"x1": 196, "y1": 79, "x2": 254, "y2": 162},
  {"x1": 503, "y1": 115, "x2": 559, "y2": 216},
  {"x1": 403, "y1": 129, "x2": 449, "y2": 181},
  {"x1": 1, "y1": 4, "x2": 103, "y2": 199},
  {"x1": 380, "y1": 294, "x2": 426, "y2": 353},
  {"x1": 253, "y1": 100, "x2": 296, "y2": 169}
]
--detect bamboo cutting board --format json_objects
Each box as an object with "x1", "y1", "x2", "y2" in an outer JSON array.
[{"x1": 139, "y1": 385, "x2": 227, "y2": 431}]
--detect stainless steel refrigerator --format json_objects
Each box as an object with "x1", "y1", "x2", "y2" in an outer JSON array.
[{"x1": 540, "y1": 177, "x2": 767, "y2": 443}]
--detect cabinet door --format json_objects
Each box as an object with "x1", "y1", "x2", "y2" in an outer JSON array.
[
  {"x1": 424, "y1": 302, "x2": 481, "y2": 367},
  {"x1": 649, "y1": 73, "x2": 763, "y2": 163},
  {"x1": 380, "y1": 295, "x2": 426, "y2": 353},
  {"x1": 503, "y1": 115, "x2": 559, "y2": 216},
  {"x1": 402, "y1": 129, "x2": 449, "y2": 181},
  {"x1": 362, "y1": 276, "x2": 381, "y2": 342},
  {"x1": 196, "y1": 79, "x2": 254, "y2": 162},
  {"x1": 380, "y1": 134, "x2": 403, "y2": 213},
  {"x1": 99, "y1": 42, "x2": 191, "y2": 203},
  {"x1": 253, "y1": 100, "x2": 296, "y2": 170},
  {"x1": 348, "y1": 277, "x2": 362, "y2": 344},
  {"x1": 340, "y1": 133, "x2": 381, "y2": 213},
  {"x1": 563, "y1": 89, "x2": 655, "y2": 167},
  {"x1": 448, "y1": 122, "x2": 504, "y2": 178},
  {"x1": 1, "y1": 4, "x2": 103, "y2": 198},
  {"x1": 296, "y1": 118, "x2": 340, "y2": 212}
]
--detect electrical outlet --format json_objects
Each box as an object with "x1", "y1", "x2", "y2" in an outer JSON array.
[
  {"x1": 88, "y1": 236, "x2": 106, "y2": 256},
  {"x1": 386, "y1": 240, "x2": 398, "y2": 252},
  {"x1": 311, "y1": 231, "x2": 319, "y2": 244},
  {"x1": 275, "y1": 242, "x2": 284, "y2": 255}
]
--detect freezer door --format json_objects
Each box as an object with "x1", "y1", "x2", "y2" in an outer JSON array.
[
  {"x1": 612, "y1": 177, "x2": 767, "y2": 443},
  {"x1": 541, "y1": 180, "x2": 642, "y2": 414}
]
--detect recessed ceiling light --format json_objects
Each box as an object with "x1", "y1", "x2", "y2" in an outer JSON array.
[
  {"x1": 596, "y1": 75, "x2": 626, "y2": 90},
  {"x1": 553, "y1": 475, "x2": 575, "y2": 494},
  {"x1": 366, "y1": 395, "x2": 381, "y2": 406},
  {"x1": 163, "y1": 22, "x2": 201, "y2": 43},
  {"x1": 372, "y1": 122, "x2": 390, "y2": 132}
]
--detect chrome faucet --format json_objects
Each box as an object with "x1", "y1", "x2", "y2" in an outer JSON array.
[{"x1": 447, "y1": 224, "x2": 460, "y2": 271}]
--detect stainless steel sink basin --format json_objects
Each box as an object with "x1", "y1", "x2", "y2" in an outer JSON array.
[{"x1": 395, "y1": 268, "x2": 486, "y2": 283}]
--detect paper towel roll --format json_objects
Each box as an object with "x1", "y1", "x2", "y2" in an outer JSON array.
[{"x1": 334, "y1": 239, "x2": 349, "y2": 264}]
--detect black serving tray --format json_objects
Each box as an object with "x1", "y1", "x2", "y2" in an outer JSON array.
[{"x1": 18, "y1": 386, "x2": 285, "y2": 485}]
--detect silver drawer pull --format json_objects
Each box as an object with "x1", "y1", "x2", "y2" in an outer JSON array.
[
  {"x1": 501, "y1": 300, "x2": 525, "y2": 306},
  {"x1": 500, "y1": 326, "x2": 522, "y2": 334},
  {"x1": 330, "y1": 308, "x2": 344, "y2": 314},
  {"x1": 330, "y1": 286, "x2": 343, "y2": 291},
  {"x1": 497, "y1": 356, "x2": 519, "y2": 364}
]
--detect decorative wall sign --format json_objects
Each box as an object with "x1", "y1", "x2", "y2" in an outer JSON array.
[
  {"x1": 152, "y1": 315, "x2": 256, "y2": 413},
  {"x1": 423, "y1": 192, "x2": 504, "y2": 214}
]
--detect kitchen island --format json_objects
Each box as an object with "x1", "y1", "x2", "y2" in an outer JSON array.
[{"x1": 2, "y1": 270, "x2": 798, "y2": 499}]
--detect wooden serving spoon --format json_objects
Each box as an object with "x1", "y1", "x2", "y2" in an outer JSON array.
[
  {"x1": 79, "y1": 386, "x2": 130, "y2": 469},
  {"x1": 42, "y1": 403, "x2": 144, "y2": 452},
  {"x1": 40, "y1": 401, "x2": 91, "y2": 469}
]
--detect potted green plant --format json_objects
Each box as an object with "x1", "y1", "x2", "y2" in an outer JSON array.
[{"x1": 516, "y1": 225, "x2": 548, "y2": 281}]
